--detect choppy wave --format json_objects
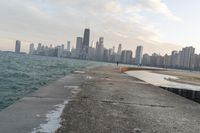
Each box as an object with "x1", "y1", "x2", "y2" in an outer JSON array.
[{"x1": 0, "y1": 52, "x2": 102, "y2": 110}]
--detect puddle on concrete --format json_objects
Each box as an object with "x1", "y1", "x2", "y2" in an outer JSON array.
[
  {"x1": 31, "y1": 100, "x2": 69, "y2": 133},
  {"x1": 126, "y1": 71, "x2": 200, "y2": 91},
  {"x1": 32, "y1": 85, "x2": 81, "y2": 133},
  {"x1": 74, "y1": 71, "x2": 85, "y2": 74},
  {"x1": 86, "y1": 76, "x2": 92, "y2": 80}
]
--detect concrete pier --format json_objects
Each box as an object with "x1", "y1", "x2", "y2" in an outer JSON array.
[
  {"x1": 0, "y1": 66, "x2": 200, "y2": 133},
  {"x1": 56, "y1": 66, "x2": 200, "y2": 133},
  {"x1": 0, "y1": 72, "x2": 87, "y2": 133}
]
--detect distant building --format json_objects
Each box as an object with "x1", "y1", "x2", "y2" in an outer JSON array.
[
  {"x1": 56, "y1": 46, "x2": 63, "y2": 57},
  {"x1": 88, "y1": 47, "x2": 96, "y2": 60},
  {"x1": 142, "y1": 54, "x2": 150, "y2": 66},
  {"x1": 103, "y1": 49, "x2": 109, "y2": 62},
  {"x1": 171, "y1": 51, "x2": 179, "y2": 68},
  {"x1": 29, "y1": 43, "x2": 35, "y2": 55},
  {"x1": 120, "y1": 50, "x2": 133, "y2": 64},
  {"x1": 82, "y1": 28, "x2": 90, "y2": 54},
  {"x1": 76, "y1": 37, "x2": 83, "y2": 50},
  {"x1": 95, "y1": 37, "x2": 104, "y2": 61},
  {"x1": 135, "y1": 45, "x2": 143, "y2": 65},
  {"x1": 15, "y1": 40, "x2": 21, "y2": 54},
  {"x1": 179, "y1": 46, "x2": 195, "y2": 69},
  {"x1": 117, "y1": 44, "x2": 122, "y2": 55},
  {"x1": 37, "y1": 43, "x2": 42, "y2": 54},
  {"x1": 115, "y1": 44, "x2": 122, "y2": 62},
  {"x1": 67, "y1": 41, "x2": 71, "y2": 51}
]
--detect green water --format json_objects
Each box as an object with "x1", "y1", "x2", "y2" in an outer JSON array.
[{"x1": 0, "y1": 52, "x2": 103, "y2": 110}]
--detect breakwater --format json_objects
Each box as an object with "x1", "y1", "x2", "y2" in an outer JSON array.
[{"x1": 161, "y1": 87, "x2": 200, "y2": 103}]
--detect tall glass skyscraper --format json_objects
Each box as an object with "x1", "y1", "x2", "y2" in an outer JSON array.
[
  {"x1": 82, "y1": 28, "x2": 90, "y2": 53},
  {"x1": 135, "y1": 45, "x2": 143, "y2": 65}
]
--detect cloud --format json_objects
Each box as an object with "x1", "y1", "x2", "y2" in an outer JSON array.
[
  {"x1": 0, "y1": 0, "x2": 181, "y2": 54},
  {"x1": 137, "y1": 0, "x2": 181, "y2": 21}
]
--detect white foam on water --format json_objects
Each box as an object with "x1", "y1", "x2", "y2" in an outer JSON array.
[{"x1": 31, "y1": 100, "x2": 68, "y2": 133}]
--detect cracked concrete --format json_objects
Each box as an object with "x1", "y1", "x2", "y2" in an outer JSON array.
[
  {"x1": 0, "y1": 66, "x2": 200, "y2": 133},
  {"x1": 0, "y1": 73, "x2": 87, "y2": 133},
  {"x1": 57, "y1": 66, "x2": 200, "y2": 133}
]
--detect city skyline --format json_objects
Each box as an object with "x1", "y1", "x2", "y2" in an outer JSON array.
[
  {"x1": 13, "y1": 28, "x2": 199, "y2": 71},
  {"x1": 1, "y1": 0, "x2": 200, "y2": 54}
]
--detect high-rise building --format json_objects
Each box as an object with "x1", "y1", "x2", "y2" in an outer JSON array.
[
  {"x1": 29, "y1": 43, "x2": 35, "y2": 55},
  {"x1": 164, "y1": 54, "x2": 171, "y2": 68},
  {"x1": 56, "y1": 46, "x2": 63, "y2": 57},
  {"x1": 120, "y1": 50, "x2": 133, "y2": 64},
  {"x1": 102, "y1": 49, "x2": 109, "y2": 62},
  {"x1": 115, "y1": 44, "x2": 122, "y2": 62},
  {"x1": 171, "y1": 51, "x2": 179, "y2": 68},
  {"x1": 67, "y1": 41, "x2": 71, "y2": 51},
  {"x1": 142, "y1": 54, "x2": 150, "y2": 66},
  {"x1": 179, "y1": 46, "x2": 195, "y2": 69},
  {"x1": 117, "y1": 44, "x2": 122, "y2": 55},
  {"x1": 76, "y1": 37, "x2": 83, "y2": 50},
  {"x1": 135, "y1": 45, "x2": 143, "y2": 65},
  {"x1": 95, "y1": 38, "x2": 104, "y2": 61},
  {"x1": 82, "y1": 28, "x2": 90, "y2": 53},
  {"x1": 99, "y1": 37, "x2": 104, "y2": 46},
  {"x1": 88, "y1": 47, "x2": 96, "y2": 60},
  {"x1": 15, "y1": 40, "x2": 21, "y2": 54}
]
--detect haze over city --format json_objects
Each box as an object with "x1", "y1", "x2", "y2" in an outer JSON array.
[{"x1": 0, "y1": 0, "x2": 200, "y2": 54}]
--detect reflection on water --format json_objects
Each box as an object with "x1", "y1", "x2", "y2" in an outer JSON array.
[{"x1": 126, "y1": 71, "x2": 200, "y2": 91}]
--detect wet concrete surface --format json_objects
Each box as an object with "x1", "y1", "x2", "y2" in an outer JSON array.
[
  {"x1": 0, "y1": 72, "x2": 87, "y2": 133},
  {"x1": 57, "y1": 67, "x2": 200, "y2": 133},
  {"x1": 0, "y1": 66, "x2": 200, "y2": 133}
]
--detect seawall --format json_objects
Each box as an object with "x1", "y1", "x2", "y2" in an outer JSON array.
[
  {"x1": 57, "y1": 66, "x2": 200, "y2": 133},
  {"x1": 160, "y1": 87, "x2": 200, "y2": 103}
]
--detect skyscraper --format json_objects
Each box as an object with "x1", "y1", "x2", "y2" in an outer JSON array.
[
  {"x1": 117, "y1": 44, "x2": 122, "y2": 55},
  {"x1": 67, "y1": 41, "x2": 71, "y2": 51},
  {"x1": 142, "y1": 54, "x2": 150, "y2": 66},
  {"x1": 116, "y1": 44, "x2": 122, "y2": 62},
  {"x1": 29, "y1": 43, "x2": 35, "y2": 55},
  {"x1": 95, "y1": 37, "x2": 104, "y2": 61},
  {"x1": 76, "y1": 37, "x2": 83, "y2": 50},
  {"x1": 15, "y1": 40, "x2": 21, "y2": 54},
  {"x1": 120, "y1": 50, "x2": 133, "y2": 64},
  {"x1": 171, "y1": 51, "x2": 179, "y2": 68},
  {"x1": 180, "y1": 46, "x2": 195, "y2": 69},
  {"x1": 135, "y1": 45, "x2": 143, "y2": 65},
  {"x1": 99, "y1": 37, "x2": 104, "y2": 46},
  {"x1": 82, "y1": 28, "x2": 90, "y2": 53}
]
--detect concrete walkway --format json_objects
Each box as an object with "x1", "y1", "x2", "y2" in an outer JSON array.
[
  {"x1": 0, "y1": 72, "x2": 87, "y2": 133},
  {"x1": 57, "y1": 66, "x2": 200, "y2": 133},
  {"x1": 0, "y1": 66, "x2": 200, "y2": 133}
]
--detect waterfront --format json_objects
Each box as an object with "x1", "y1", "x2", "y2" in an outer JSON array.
[
  {"x1": 126, "y1": 70, "x2": 200, "y2": 91},
  {"x1": 0, "y1": 52, "x2": 102, "y2": 110},
  {"x1": 0, "y1": 66, "x2": 200, "y2": 133}
]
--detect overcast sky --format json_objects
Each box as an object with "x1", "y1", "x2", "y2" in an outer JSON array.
[{"x1": 0, "y1": 0, "x2": 199, "y2": 55}]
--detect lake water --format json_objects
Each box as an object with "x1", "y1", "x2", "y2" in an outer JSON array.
[
  {"x1": 126, "y1": 70, "x2": 200, "y2": 91},
  {"x1": 0, "y1": 52, "x2": 103, "y2": 110}
]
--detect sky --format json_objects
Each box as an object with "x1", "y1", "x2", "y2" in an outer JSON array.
[{"x1": 0, "y1": 0, "x2": 199, "y2": 55}]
